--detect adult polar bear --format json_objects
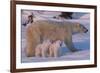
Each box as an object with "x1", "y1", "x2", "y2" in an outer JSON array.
[{"x1": 25, "y1": 20, "x2": 88, "y2": 57}]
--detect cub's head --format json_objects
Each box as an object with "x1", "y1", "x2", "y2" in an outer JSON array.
[{"x1": 72, "y1": 23, "x2": 88, "y2": 34}]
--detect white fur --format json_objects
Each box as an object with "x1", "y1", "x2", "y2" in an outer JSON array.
[
  {"x1": 35, "y1": 40, "x2": 51, "y2": 57},
  {"x1": 49, "y1": 40, "x2": 62, "y2": 57}
]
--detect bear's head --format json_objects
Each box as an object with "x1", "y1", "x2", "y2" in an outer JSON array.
[{"x1": 72, "y1": 23, "x2": 88, "y2": 34}]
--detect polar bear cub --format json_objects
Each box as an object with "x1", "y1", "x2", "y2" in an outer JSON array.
[
  {"x1": 49, "y1": 40, "x2": 62, "y2": 57},
  {"x1": 35, "y1": 40, "x2": 51, "y2": 57}
]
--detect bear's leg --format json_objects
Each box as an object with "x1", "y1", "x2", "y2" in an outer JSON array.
[
  {"x1": 26, "y1": 27, "x2": 40, "y2": 57},
  {"x1": 26, "y1": 39, "x2": 34, "y2": 57},
  {"x1": 41, "y1": 50, "x2": 46, "y2": 57},
  {"x1": 64, "y1": 37, "x2": 78, "y2": 52},
  {"x1": 49, "y1": 47, "x2": 53, "y2": 57},
  {"x1": 54, "y1": 48, "x2": 58, "y2": 57},
  {"x1": 35, "y1": 47, "x2": 40, "y2": 57},
  {"x1": 26, "y1": 39, "x2": 39, "y2": 57}
]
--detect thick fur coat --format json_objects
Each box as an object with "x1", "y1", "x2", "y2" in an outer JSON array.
[{"x1": 25, "y1": 20, "x2": 88, "y2": 57}]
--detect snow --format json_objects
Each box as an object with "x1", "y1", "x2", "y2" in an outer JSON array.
[
  {"x1": 80, "y1": 14, "x2": 90, "y2": 19},
  {"x1": 21, "y1": 49, "x2": 90, "y2": 63}
]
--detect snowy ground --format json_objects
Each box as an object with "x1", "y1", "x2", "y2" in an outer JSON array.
[
  {"x1": 22, "y1": 49, "x2": 89, "y2": 63},
  {"x1": 21, "y1": 11, "x2": 90, "y2": 63}
]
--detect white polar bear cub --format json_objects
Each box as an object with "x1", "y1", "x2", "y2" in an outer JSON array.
[
  {"x1": 49, "y1": 40, "x2": 62, "y2": 57},
  {"x1": 35, "y1": 40, "x2": 51, "y2": 57}
]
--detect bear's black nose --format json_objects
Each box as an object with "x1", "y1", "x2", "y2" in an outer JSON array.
[{"x1": 85, "y1": 29, "x2": 88, "y2": 33}]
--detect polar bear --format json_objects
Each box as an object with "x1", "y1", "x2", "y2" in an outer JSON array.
[
  {"x1": 35, "y1": 40, "x2": 51, "y2": 57},
  {"x1": 26, "y1": 20, "x2": 88, "y2": 57},
  {"x1": 49, "y1": 40, "x2": 62, "y2": 57}
]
